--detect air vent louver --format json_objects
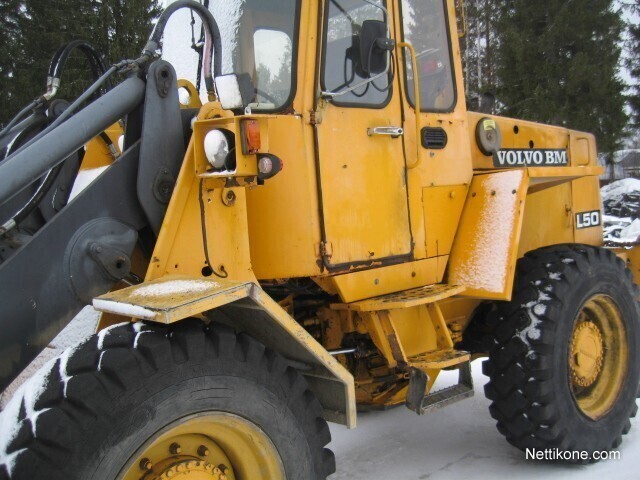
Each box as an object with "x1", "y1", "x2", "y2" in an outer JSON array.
[{"x1": 421, "y1": 127, "x2": 448, "y2": 150}]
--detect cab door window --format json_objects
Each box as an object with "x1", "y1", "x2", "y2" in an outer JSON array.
[
  {"x1": 401, "y1": 0, "x2": 456, "y2": 111},
  {"x1": 322, "y1": 0, "x2": 391, "y2": 107}
]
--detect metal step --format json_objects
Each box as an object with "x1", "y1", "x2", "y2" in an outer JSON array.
[
  {"x1": 407, "y1": 349, "x2": 470, "y2": 370},
  {"x1": 406, "y1": 362, "x2": 474, "y2": 415},
  {"x1": 331, "y1": 284, "x2": 465, "y2": 312}
]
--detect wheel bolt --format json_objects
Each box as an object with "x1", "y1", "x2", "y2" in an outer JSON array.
[
  {"x1": 170, "y1": 442, "x2": 182, "y2": 455},
  {"x1": 198, "y1": 445, "x2": 210, "y2": 457},
  {"x1": 139, "y1": 458, "x2": 153, "y2": 471}
]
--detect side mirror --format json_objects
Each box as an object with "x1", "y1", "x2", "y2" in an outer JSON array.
[
  {"x1": 214, "y1": 73, "x2": 256, "y2": 111},
  {"x1": 359, "y1": 20, "x2": 394, "y2": 76}
]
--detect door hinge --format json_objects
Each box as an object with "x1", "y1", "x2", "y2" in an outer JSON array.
[
  {"x1": 309, "y1": 109, "x2": 323, "y2": 125},
  {"x1": 320, "y1": 241, "x2": 333, "y2": 258}
]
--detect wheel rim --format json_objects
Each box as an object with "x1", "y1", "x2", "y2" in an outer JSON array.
[
  {"x1": 569, "y1": 294, "x2": 628, "y2": 420},
  {"x1": 119, "y1": 412, "x2": 286, "y2": 480}
]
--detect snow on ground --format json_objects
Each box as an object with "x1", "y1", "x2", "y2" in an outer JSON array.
[
  {"x1": 329, "y1": 367, "x2": 640, "y2": 479},
  {"x1": 2, "y1": 307, "x2": 639, "y2": 479}
]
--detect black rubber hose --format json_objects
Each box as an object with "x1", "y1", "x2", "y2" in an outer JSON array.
[
  {"x1": 144, "y1": 0, "x2": 222, "y2": 92},
  {"x1": 50, "y1": 40, "x2": 113, "y2": 92},
  {"x1": 2, "y1": 164, "x2": 63, "y2": 232}
]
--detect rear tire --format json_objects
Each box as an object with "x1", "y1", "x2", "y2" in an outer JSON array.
[
  {"x1": 483, "y1": 245, "x2": 640, "y2": 461},
  {"x1": 0, "y1": 320, "x2": 335, "y2": 479}
]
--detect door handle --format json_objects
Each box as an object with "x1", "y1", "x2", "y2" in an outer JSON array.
[{"x1": 367, "y1": 126, "x2": 404, "y2": 138}]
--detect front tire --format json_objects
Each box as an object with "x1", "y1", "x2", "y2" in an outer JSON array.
[
  {"x1": 0, "y1": 320, "x2": 335, "y2": 479},
  {"x1": 483, "y1": 245, "x2": 640, "y2": 460}
]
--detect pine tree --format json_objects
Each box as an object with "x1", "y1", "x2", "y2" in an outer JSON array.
[{"x1": 494, "y1": 0, "x2": 628, "y2": 154}]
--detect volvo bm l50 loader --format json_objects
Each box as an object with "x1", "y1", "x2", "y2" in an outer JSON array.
[{"x1": 1, "y1": 1, "x2": 638, "y2": 478}]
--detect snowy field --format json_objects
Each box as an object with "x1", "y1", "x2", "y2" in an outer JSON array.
[{"x1": 2, "y1": 307, "x2": 640, "y2": 479}]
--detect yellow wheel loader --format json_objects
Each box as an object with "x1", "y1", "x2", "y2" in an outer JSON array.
[{"x1": 0, "y1": 1, "x2": 638, "y2": 478}]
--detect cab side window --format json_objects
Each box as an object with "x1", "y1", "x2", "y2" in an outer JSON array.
[
  {"x1": 322, "y1": 0, "x2": 391, "y2": 107},
  {"x1": 401, "y1": 0, "x2": 456, "y2": 111}
]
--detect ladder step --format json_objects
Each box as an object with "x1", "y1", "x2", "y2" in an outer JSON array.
[
  {"x1": 420, "y1": 382, "x2": 474, "y2": 414},
  {"x1": 408, "y1": 349, "x2": 470, "y2": 370},
  {"x1": 406, "y1": 362, "x2": 474, "y2": 415}
]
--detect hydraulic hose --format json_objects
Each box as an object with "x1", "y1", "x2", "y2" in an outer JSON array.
[
  {"x1": 0, "y1": 165, "x2": 63, "y2": 235},
  {"x1": 49, "y1": 40, "x2": 113, "y2": 94},
  {"x1": 143, "y1": 0, "x2": 222, "y2": 94}
]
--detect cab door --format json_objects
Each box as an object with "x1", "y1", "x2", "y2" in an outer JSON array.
[{"x1": 315, "y1": 0, "x2": 411, "y2": 269}]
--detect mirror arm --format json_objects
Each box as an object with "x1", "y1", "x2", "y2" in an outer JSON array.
[{"x1": 321, "y1": 51, "x2": 390, "y2": 99}]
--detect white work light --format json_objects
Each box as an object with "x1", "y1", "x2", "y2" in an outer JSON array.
[{"x1": 203, "y1": 130, "x2": 230, "y2": 169}]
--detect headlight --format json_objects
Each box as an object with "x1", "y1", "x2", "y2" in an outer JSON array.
[{"x1": 204, "y1": 130, "x2": 229, "y2": 169}]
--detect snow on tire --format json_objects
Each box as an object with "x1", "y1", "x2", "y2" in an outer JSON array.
[
  {"x1": 0, "y1": 320, "x2": 335, "y2": 479},
  {"x1": 483, "y1": 244, "x2": 640, "y2": 461}
]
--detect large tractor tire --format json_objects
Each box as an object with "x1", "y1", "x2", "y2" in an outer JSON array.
[
  {"x1": 0, "y1": 320, "x2": 335, "y2": 479},
  {"x1": 483, "y1": 245, "x2": 640, "y2": 460}
]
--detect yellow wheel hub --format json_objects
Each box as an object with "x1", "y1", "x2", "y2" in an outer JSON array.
[
  {"x1": 155, "y1": 460, "x2": 229, "y2": 480},
  {"x1": 570, "y1": 321, "x2": 604, "y2": 387},
  {"x1": 119, "y1": 413, "x2": 286, "y2": 480},
  {"x1": 569, "y1": 295, "x2": 628, "y2": 421}
]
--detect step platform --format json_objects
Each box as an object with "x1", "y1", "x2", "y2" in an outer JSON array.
[{"x1": 331, "y1": 284, "x2": 465, "y2": 312}]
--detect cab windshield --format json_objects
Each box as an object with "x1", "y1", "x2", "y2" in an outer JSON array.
[{"x1": 163, "y1": 0, "x2": 299, "y2": 111}]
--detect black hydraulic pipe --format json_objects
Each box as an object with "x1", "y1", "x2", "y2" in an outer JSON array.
[{"x1": 0, "y1": 75, "x2": 145, "y2": 207}]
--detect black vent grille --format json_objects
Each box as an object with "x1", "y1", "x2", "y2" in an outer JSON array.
[{"x1": 421, "y1": 127, "x2": 448, "y2": 150}]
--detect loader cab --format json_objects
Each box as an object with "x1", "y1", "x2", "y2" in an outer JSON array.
[{"x1": 161, "y1": 0, "x2": 474, "y2": 282}]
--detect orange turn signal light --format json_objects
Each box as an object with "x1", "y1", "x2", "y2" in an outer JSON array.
[{"x1": 241, "y1": 119, "x2": 261, "y2": 155}]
